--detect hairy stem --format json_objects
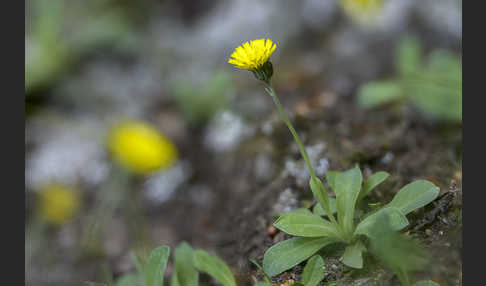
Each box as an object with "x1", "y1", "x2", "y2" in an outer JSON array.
[
  {"x1": 264, "y1": 84, "x2": 316, "y2": 179},
  {"x1": 264, "y1": 83, "x2": 340, "y2": 228}
]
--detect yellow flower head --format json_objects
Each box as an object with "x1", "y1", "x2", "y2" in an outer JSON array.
[
  {"x1": 340, "y1": 0, "x2": 385, "y2": 25},
  {"x1": 228, "y1": 38, "x2": 277, "y2": 71},
  {"x1": 107, "y1": 120, "x2": 178, "y2": 175},
  {"x1": 38, "y1": 184, "x2": 80, "y2": 225}
]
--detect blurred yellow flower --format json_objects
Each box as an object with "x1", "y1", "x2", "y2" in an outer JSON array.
[
  {"x1": 38, "y1": 184, "x2": 80, "y2": 225},
  {"x1": 228, "y1": 38, "x2": 277, "y2": 71},
  {"x1": 107, "y1": 120, "x2": 178, "y2": 174},
  {"x1": 340, "y1": 0, "x2": 385, "y2": 25}
]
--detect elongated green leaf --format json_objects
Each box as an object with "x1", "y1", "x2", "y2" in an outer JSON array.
[
  {"x1": 341, "y1": 240, "x2": 366, "y2": 269},
  {"x1": 116, "y1": 274, "x2": 138, "y2": 286},
  {"x1": 274, "y1": 213, "x2": 339, "y2": 238},
  {"x1": 301, "y1": 255, "x2": 325, "y2": 286},
  {"x1": 312, "y1": 198, "x2": 337, "y2": 217},
  {"x1": 388, "y1": 180, "x2": 439, "y2": 215},
  {"x1": 409, "y1": 77, "x2": 462, "y2": 122},
  {"x1": 145, "y1": 246, "x2": 170, "y2": 286},
  {"x1": 170, "y1": 275, "x2": 180, "y2": 286},
  {"x1": 332, "y1": 166, "x2": 363, "y2": 236},
  {"x1": 358, "y1": 171, "x2": 390, "y2": 202},
  {"x1": 367, "y1": 214, "x2": 429, "y2": 283},
  {"x1": 355, "y1": 207, "x2": 409, "y2": 237},
  {"x1": 325, "y1": 171, "x2": 338, "y2": 191},
  {"x1": 408, "y1": 49, "x2": 462, "y2": 122},
  {"x1": 171, "y1": 242, "x2": 198, "y2": 286},
  {"x1": 427, "y1": 50, "x2": 462, "y2": 77},
  {"x1": 412, "y1": 280, "x2": 440, "y2": 286},
  {"x1": 396, "y1": 36, "x2": 421, "y2": 76},
  {"x1": 193, "y1": 250, "x2": 236, "y2": 286},
  {"x1": 357, "y1": 81, "x2": 405, "y2": 109},
  {"x1": 309, "y1": 177, "x2": 334, "y2": 222},
  {"x1": 263, "y1": 237, "x2": 337, "y2": 277},
  {"x1": 309, "y1": 177, "x2": 337, "y2": 225}
]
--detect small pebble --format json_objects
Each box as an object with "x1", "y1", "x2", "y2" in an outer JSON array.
[
  {"x1": 380, "y1": 152, "x2": 394, "y2": 165},
  {"x1": 266, "y1": 225, "x2": 278, "y2": 237},
  {"x1": 280, "y1": 279, "x2": 295, "y2": 286},
  {"x1": 454, "y1": 170, "x2": 462, "y2": 181}
]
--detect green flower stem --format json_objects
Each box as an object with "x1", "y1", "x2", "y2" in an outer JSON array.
[
  {"x1": 82, "y1": 166, "x2": 132, "y2": 251},
  {"x1": 264, "y1": 83, "x2": 339, "y2": 228},
  {"x1": 265, "y1": 85, "x2": 315, "y2": 178}
]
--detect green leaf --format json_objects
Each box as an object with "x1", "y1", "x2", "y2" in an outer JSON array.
[
  {"x1": 409, "y1": 80, "x2": 462, "y2": 122},
  {"x1": 171, "y1": 242, "x2": 198, "y2": 286},
  {"x1": 309, "y1": 177, "x2": 335, "y2": 223},
  {"x1": 170, "y1": 275, "x2": 180, "y2": 286},
  {"x1": 426, "y1": 50, "x2": 462, "y2": 80},
  {"x1": 407, "y1": 49, "x2": 462, "y2": 122},
  {"x1": 358, "y1": 171, "x2": 389, "y2": 202},
  {"x1": 367, "y1": 214, "x2": 429, "y2": 282},
  {"x1": 301, "y1": 255, "x2": 325, "y2": 286},
  {"x1": 357, "y1": 81, "x2": 405, "y2": 109},
  {"x1": 312, "y1": 198, "x2": 337, "y2": 217},
  {"x1": 274, "y1": 212, "x2": 340, "y2": 238},
  {"x1": 193, "y1": 249, "x2": 236, "y2": 286},
  {"x1": 145, "y1": 246, "x2": 170, "y2": 286},
  {"x1": 263, "y1": 237, "x2": 337, "y2": 277},
  {"x1": 325, "y1": 171, "x2": 338, "y2": 191},
  {"x1": 332, "y1": 166, "x2": 363, "y2": 237},
  {"x1": 396, "y1": 36, "x2": 422, "y2": 76},
  {"x1": 412, "y1": 280, "x2": 440, "y2": 286},
  {"x1": 408, "y1": 72, "x2": 462, "y2": 122},
  {"x1": 341, "y1": 240, "x2": 366, "y2": 269},
  {"x1": 116, "y1": 274, "x2": 138, "y2": 286},
  {"x1": 388, "y1": 180, "x2": 440, "y2": 215},
  {"x1": 355, "y1": 207, "x2": 409, "y2": 237}
]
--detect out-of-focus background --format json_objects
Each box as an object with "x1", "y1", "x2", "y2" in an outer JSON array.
[{"x1": 25, "y1": 0, "x2": 462, "y2": 285}]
